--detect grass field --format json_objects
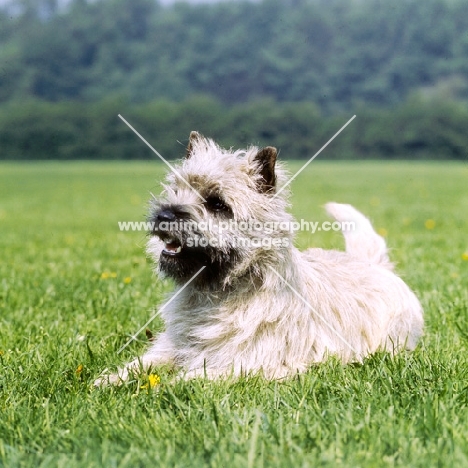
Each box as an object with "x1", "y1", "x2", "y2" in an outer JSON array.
[{"x1": 1, "y1": 161, "x2": 467, "y2": 467}]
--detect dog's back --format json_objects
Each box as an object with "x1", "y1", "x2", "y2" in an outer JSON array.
[{"x1": 301, "y1": 203, "x2": 423, "y2": 356}]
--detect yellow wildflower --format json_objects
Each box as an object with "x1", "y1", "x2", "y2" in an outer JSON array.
[
  {"x1": 378, "y1": 228, "x2": 388, "y2": 237},
  {"x1": 141, "y1": 373, "x2": 160, "y2": 389},
  {"x1": 424, "y1": 219, "x2": 436, "y2": 230},
  {"x1": 148, "y1": 374, "x2": 160, "y2": 387},
  {"x1": 123, "y1": 277, "x2": 132, "y2": 284},
  {"x1": 462, "y1": 252, "x2": 468, "y2": 261},
  {"x1": 101, "y1": 271, "x2": 117, "y2": 279}
]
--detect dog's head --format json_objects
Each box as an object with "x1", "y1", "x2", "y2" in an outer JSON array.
[{"x1": 147, "y1": 131, "x2": 293, "y2": 289}]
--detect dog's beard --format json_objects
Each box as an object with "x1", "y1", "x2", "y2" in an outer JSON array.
[{"x1": 152, "y1": 227, "x2": 240, "y2": 289}]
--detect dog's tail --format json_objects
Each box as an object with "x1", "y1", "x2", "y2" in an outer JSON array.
[{"x1": 325, "y1": 202, "x2": 392, "y2": 269}]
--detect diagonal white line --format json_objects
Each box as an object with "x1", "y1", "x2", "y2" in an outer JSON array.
[
  {"x1": 117, "y1": 266, "x2": 206, "y2": 354},
  {"x1": 118, "y1": 114, "x2": 206, "y2": 203},
  {"x1": 272, "y1": 115, "x2": 356, "y2": 200},
  {"x1": 268, "y1": 265, "x2": 359, "y2": 355}
]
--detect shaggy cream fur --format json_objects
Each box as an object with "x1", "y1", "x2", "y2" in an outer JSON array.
[{"x1": 95, "y1": 133, "x2": 423, "y2": 385}]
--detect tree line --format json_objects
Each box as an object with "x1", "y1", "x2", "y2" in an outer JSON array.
[
  {"x1": 1, "y1": 0, "x2": 468, "y2": 160},
  {"x1": 1, "y1": 96, "x2": 466, "y2": 160}
]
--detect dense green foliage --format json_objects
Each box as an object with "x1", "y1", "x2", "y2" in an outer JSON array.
[
  {"x1": 1, "y1": 96, "x2": 467, "y2": 160},
  {"x1": 1, "y1": 0, "x2": 468, "y2": 160},
  {"x1": 1, "y1": 161, "x2": 467, "y2": 466},
  {"x1": 2, "y1": 0, "x2": 468, "y2": 108}
]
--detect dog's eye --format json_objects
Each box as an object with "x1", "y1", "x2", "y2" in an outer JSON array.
[{"x1": 205, "y1": 196, "x2": 230, "y2": 213}]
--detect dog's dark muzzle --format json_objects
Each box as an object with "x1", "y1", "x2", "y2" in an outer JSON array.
[{"x1": 149, "y1": 206, "x2": 193, "y2": 257}]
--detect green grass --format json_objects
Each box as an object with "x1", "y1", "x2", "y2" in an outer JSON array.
[{"x1": 1, "y1": 161, "x2": 467, "y2": 468}]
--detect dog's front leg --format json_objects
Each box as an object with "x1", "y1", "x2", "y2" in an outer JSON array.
[{"x1": 94, "y1": 332, "x2": 175, "y2": 386}]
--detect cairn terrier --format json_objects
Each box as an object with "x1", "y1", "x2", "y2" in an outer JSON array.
[{"x1": 95, "y1": 131, "x2": 423, "y2": 385}]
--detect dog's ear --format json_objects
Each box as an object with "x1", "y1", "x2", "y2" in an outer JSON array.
[
  {"x1": 186, "y1": 131, "x2": 204, "y2": 159},
  {"x1": 254, "y1": 146, "x2": 277, "y2": 193}
]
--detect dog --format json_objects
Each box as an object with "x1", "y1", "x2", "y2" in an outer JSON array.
[{"x1": 95, "y1": 131, "x2": 423, "y2": 385}]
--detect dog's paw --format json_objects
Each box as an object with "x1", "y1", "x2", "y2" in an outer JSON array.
[{"x1": 94, "y1": 369, "x2": 128, "y2": 387}]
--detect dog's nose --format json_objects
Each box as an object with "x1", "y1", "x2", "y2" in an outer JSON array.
[{"x1": 157, "y1": 209, "x2": 176, "y2": 221}]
